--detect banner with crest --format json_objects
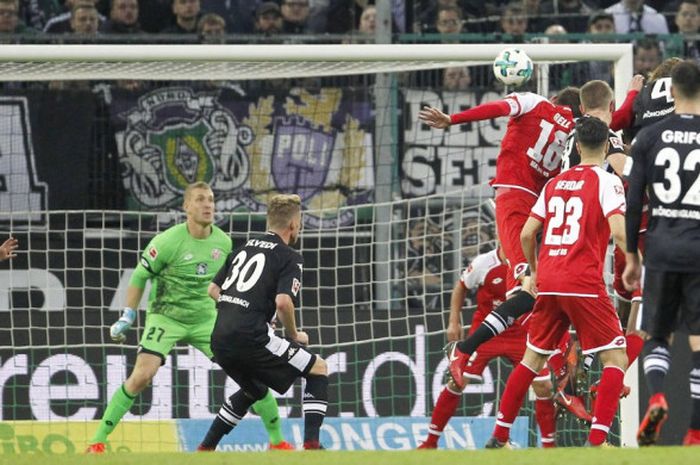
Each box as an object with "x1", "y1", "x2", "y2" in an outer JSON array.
[{"x1": 109, "y1": 85, "x2": 374, "y2": 228}]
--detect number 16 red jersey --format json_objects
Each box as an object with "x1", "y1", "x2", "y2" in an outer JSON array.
[
  {"x1": 493, "y1": 92, "x2": 574, "y2": 197},
  {"x1": 530, "y1": 164, "x2": 626, "y2": 297}
]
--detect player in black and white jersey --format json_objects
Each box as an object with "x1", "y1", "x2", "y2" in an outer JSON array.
[
  {"x1": 562, "y1": 79, "x2": 630, "y2": 175},
  {"x1": 198, "y1": 194, "x2": 328, "y2": 451},
  {"x1": 629, "y1": 57, "x2": 684, "y2": 140},
  {"x1": 624, "y1": 60, "x2": 700, "y2": 447}
]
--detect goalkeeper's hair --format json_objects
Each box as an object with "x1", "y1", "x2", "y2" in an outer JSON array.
[
  {"x1": 580, "y1": 80, "x2": 613, "y2": 112},
  {"x1": 184, "y1": 181, "x2": 213, "y2": 201},
  {"x1": 267, "y1": 194, "x2": 302, "y2": 230}
]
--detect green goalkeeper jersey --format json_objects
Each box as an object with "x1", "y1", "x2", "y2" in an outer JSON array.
[{"x1": 129, "y1": 223, "x2": 232, "y2": 324}]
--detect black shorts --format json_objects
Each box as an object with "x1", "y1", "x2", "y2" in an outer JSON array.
[
  {"x1": 641, "y1": 269, "x2": 700, "y2": 337},
  {"x1": 212, "y1": 330, "x2": 317, "y2": 399}
]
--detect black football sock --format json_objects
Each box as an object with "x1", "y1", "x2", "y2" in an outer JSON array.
[
  {"x1": 457, "y1": 291, "x2": 535, "y2": 354},
  {"x1": 642, "y1": 338, "x2": 671, "y2": 395},
  {"x1": 200, "y1": 390, "x2": 256, "y2": 449},
  {"x1": 303, "y1": 374, "x2": 329, "y2": 443},
  {"x1": 690, "y1": 351, "x2": 700, "y2": 429}
]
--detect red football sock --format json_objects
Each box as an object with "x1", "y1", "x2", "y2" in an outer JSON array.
[
  {"x1": 535, "y1": 398, "x2": 557, "y2": 448},
  {"x1": 548, "y1": 352, "x2": 567, "y2": 381},
  {"x1": 588, "y1": 366, "x2": 625, "y2": 445},
  {"x1": 425, "y1": 386, "x2": 461, "y2": 446},
  {"x1": 625, "y1": 334, "x2": 644, "y2": 366},
  {"x1": 493, "y1": 363, "x2": 538, "y2": 443}
]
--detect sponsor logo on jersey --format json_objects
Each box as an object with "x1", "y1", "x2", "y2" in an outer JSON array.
[
  {"x1": 287, "y1": 346, "x2": 299, "y2": 360},
  {"x1": 140, "y1": 257, "x2": 152, "y2": 271},
  {"x1": 492, "y1": 277, "x2": 503, "y2": 284},
  {"x1": 211, "y1": 248, "x2": 221, "y2": 260},
  {"x1": 148, "y1": 246, "x2": 158, "y2": 259},
  {"x1": 614, "y1": 336, "x2": 626, "y2": 347},
  {"x1": 291, "y1": 278, "x2": 301, "y2": 296},
  {"x1": 196, "y1": 262, "x2": 208, "y2": 275},
  {"x1": 513, "y1": 263, "x2": 529, "y2": 279}
]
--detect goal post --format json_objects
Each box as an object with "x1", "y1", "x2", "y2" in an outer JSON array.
[{"x1": 0, "y1": 43, "x2": 638, "y2": 451}]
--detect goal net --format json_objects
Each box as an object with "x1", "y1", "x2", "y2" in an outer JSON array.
[{"x1": 0, "y1": 43, "x2": 635, "y2": 453}]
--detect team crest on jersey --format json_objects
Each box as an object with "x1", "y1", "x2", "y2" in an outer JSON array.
[
  {"x1": 148, "y1": 246, "x2": 158, "y2": 259},
  {"x1": 291, "y1": 278, "x2": 301, "y2": 297},
  {"x1": 196, "y1": 262, "x2": 208, "y2": 275},
  {"x1": 211, "y1": 248, "x2": 221, "y2": 260}
]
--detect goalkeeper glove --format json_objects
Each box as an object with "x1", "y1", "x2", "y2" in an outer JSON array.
[{"x1": 110, "y1": 307, "x2": 137, "y2": 343}]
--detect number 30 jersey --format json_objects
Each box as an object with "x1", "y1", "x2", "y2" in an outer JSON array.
[
  {"x1": 531, "y1": 165, "x2": 626, "y2": 297},
  {"x1": 492, "y1": 92, "x2": 575, "y2": 197},
  {"x1": 211, "y1": 232, "x2": 303, "y2": 346}
]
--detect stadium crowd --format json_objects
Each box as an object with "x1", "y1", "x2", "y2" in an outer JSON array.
[{"x1": 0, "y1": 0, "x2": 696, "y2": 42}]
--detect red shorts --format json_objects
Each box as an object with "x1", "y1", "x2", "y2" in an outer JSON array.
[
  {"x1": 613, "y1": 234, "x2": 645, "y2": 302},
  {"x1": 464, "y1": 326, "x2": 551, "y2": 381},
  {"x1": 527, "y1": 294, "x2": 626, "y2": 355},
  {"x1": 495, "y1": 189, "x2": 537, "y2": 295}
]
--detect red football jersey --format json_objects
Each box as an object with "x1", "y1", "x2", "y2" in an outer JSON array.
[
  {"x1": 492, "y1": 92, "x2": 574, "y2": 197},
  {"x1": 460, "y1": 249, "x2": 509, "y2": 334},
  {"x1": 531, "y1": 164, "x2": 626, "y2": 297}
]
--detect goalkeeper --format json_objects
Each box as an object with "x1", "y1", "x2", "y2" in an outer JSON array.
[{"x1": 87, "y1": 182, "x2": 292, "y2": 453}]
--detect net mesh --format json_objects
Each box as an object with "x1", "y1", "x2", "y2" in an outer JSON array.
[{"x1": 0, "y1": 44, "x2": 632, "y2": 451}]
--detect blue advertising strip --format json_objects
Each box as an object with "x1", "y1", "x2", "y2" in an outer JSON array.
[{"x1": 176, "y1": 416, "x2": 529, "y2": 451}]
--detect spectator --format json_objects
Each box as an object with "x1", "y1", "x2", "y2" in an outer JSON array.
[
  {"x1": 161, "y1": 0, "x2": 200, "y2": 34},
  {"x1": 544, "y1": 23, "x2": 568, "y2": 36},
  {"x1": 254, "y1": 2, "x2": 283, "y2": 35},
  {"x1": 358, "y1": 4, "x2": 376, "y2": 33},
  {"x1": 281, "y1": 0, "x2": 311, "y2": 33},
  {"x1": 200, "y1": 0, "x2": 253, "y2": 34},
  {"x1": 523, "y1": 0, "x2": 552, "y2": 32},
  {"x1": 197, "y1": 12, "x2": 225, "y2": 43},
  {"x1": 553, "y1": 0, "x2": 592, "y2": 33},
  {"x1": 443, "y1": 66, "x2": 471, "y2": 91},
  {"x1": 674, "y1": 0, "x2": 699, "y2": 60},
  {"x1": 588, "y1": 9, "x2": 616, "y2": 34},
  {"x1": 500, "y1": 2, "x2": 528, "y2": 37},
  {"x1": 586, "y1": 11, "x2": 617, "y2": 84},
  {"x1": 44, "y1": 0, "x2": 104, "y2": 33},
  {"x1": 19, "y1": 0, "x2": 61, "y2": 31},
  {"x1": 0, "y1": 0, "x2": 36, "y2": 34},
  {"x1": 634, "y1": 38, "x2": 663, "y2": 77},
  {"x1": 675, "y1": 0, "x2": 699, "y2": 33},
  {"x1": 70, "y1": 2, "x2": 99, "y2": 34},
  {"x1": 605, "y1": 0, "x2": 669, "y2": 33},
  {"x1": 436, "y1": 5, "x2": 464, "y2": 35},
  {"x1": 100, "y1": 0, "x2": 141, "y2": 34}
]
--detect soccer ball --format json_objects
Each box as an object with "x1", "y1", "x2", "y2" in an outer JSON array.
[{"x1": 493, "y1": 48, "x2": 533, "y2": 87}]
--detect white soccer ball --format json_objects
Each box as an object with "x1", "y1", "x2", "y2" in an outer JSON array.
[{"x1": 493, "y1": 48, "x2": 533, "y2": 87}]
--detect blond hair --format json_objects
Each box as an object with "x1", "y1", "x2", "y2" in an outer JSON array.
[
  {"x1": 580, "y1": 80, "x2": 613, "y2": 111},
  {"x1": 267, "y1": 194, "x2": 301, "y2": 230},
  {"x1": 184, "y1": 181, "x2": 212, "y2": 201}
]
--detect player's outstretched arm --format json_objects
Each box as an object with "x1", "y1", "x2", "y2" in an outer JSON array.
[
  {"x1": 418, "y1": 106, "x2": 451, "y2": 129},
  {"x1": 447, "y1": 281, "x2": 467, "y2": 341},
  {"x1": 0, "y1": 236, "x2": 18, "y2": 261},
  {"x1": 610, "y1": 74, "x2": 644, "y2": 131}
]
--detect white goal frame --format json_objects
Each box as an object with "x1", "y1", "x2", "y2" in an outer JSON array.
[{"x1": 0, "y1": 42, "x2": 638, "y2": 447}]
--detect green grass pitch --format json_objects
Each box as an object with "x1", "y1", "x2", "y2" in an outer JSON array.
[{"x1": 2, "y1": 447, "x2": 698, "y2": 465}]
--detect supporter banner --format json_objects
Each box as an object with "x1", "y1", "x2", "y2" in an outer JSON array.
[
  {"x1": 0, "y1": 92, "x2": 94, "y2": 221},
  {"x1": 177, "y1": 416, "x2": 530, "y2": 451},
  {"x1": 401, "y1": 89, "x2": 507, "y2": 198},
  {"x1": 110, "y1": 86, "x2": 374, "y2": 228}
]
